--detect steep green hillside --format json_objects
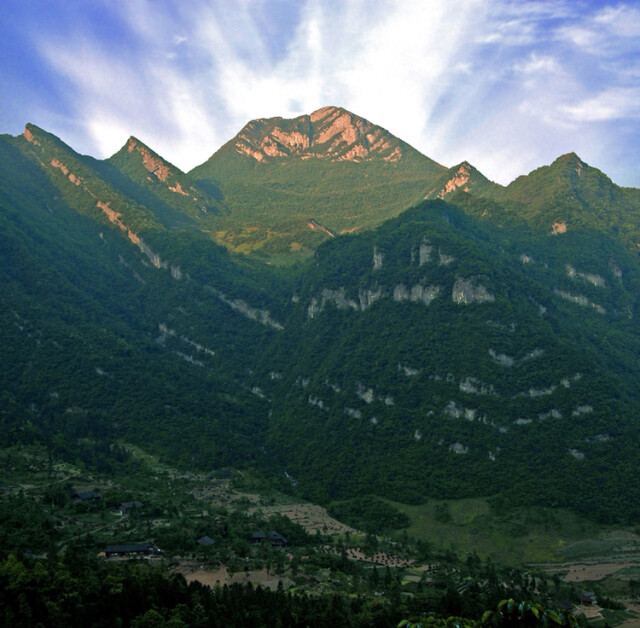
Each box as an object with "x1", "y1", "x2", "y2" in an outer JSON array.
[
  {"x1": 450, "y1": 153, "x2": 640, "y2": 254},
  {"x1": 0, "y1": 132, "x2": 278, "y2": 470},
  {"x1": 104, "y1": 136, "x2": 225, "y2": 227},
  {"x1": 251, "y1": 201, "x2": 640, "y2": 521},
  {"x1": 2, "y1": 116, "x2": 640, "y2": 527}
]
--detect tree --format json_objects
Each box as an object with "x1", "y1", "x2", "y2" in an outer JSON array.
[
  {"x1": 400, "y1": 599, "x2": 578, "y2": 628},
  {"x1": 479, "y1": 599, "x2": 578, "y2": 627}
]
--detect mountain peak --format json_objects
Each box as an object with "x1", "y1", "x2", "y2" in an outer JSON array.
[
  {"x1": 555, "y1": 151, "x2": 582, "y2": 162},
  {"x1": 116, "y1": 136, "x2": 184, "y2": 183},
  {"x1": 552, "y1": 152, "x2": 586, "y2": 171},
  {"x1": 541, "y1": 152, "x2": 617, "y2": 188},
  {"x1": 23, "y1": 123, "x2": 55, "y2": 147},
  {"x1": 424, "y1": 160, "x2": 496, "y2": 200},
  {"x1": 23, "y1": 124, "x2": 39, "y2": 145},
  {"x1": 229, "y1": 106, "x2": 414, "y2": 164}
]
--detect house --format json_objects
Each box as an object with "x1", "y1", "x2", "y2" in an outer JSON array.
[
  {"x1": 580, "y1": 592, "x2": 598, "y2": 605},
  {"x1": 71, "y1": 490, "x2": 100, "y2": 503},
  {"x1": 196, "y1": 535, "x2": 215, "y2": 546},
  {"x1": 117, "y1": 501, "x2": 144, "y2": 515},
  {"x1": 248, "y1": 530, "x2": 289, "y2": 547},
  {"x1": 549, "y1": 600, "x2": 575, "y2": 613},
  {"x1": 210, "y1": 468, "x2": 232, "y2": 479},
  {"x1": 249, "y1": 531, "x2": 267, "y2": 544},
  {"x1": 267, "y1": 531, "x2": 289, "y2": 547},
  {"x1": 103, "y1": 542, "x2": 162, "y2": 558}
]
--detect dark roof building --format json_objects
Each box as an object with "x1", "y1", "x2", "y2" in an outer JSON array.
[
  {"x1": 72, "y1": 490, "x2": 100, "y2": 502},
  {"x1": 196, "y1": 535, "x2": 215, "y2": 546},
  {"x1": 118, "y1": 501, "x2": 144, "y2": 514},
  {"x1": 249, "y1": 531, "x2": 267, "y2": 544},
  {"x1": 267, "y1": 531, "x2": 289, "y2": 547},
  {"x1": 103, "y1": 542, "x2": 162, "y2": 558},
  {"x1": 549, "y1": 600, "x2": 575, "y2": 613},
  {"x1": 249, "y1": 530, "x2": 289, "y2": 546}
]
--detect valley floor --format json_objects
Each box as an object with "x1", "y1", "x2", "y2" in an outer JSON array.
[{"x1": 3, "y1": 443, "x2": 640, "y2": 626}]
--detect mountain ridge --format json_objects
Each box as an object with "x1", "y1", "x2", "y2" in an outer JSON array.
[{"x1": 16, "y1": 108, "x2": 640, "y2": 260}]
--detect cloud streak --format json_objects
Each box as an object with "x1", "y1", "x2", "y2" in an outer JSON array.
[{"x1": 3, "y1": 0, "x2": 639, "y2": 186}]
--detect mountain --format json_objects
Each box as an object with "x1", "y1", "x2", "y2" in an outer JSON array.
[
  {"x1": 2, "y1": 109, "x2": 640, "y2": 524},
  {"x1": 189, "y1": 107, "x2": 640, "y2": 260},
  {"x1": 450, "y1": 152, "x2": 640, "y2": 249},
  {"x1": 198, "y1": 105, "x2": 443, "y2": 165},
  {"x1": 499, "y1": 153, "x2": 640, "y2": 243},
  {"x1": 259, "y1": 201, "x2": 640, "y2": 518},
  {"x1": 189, "y1": 106, "x2": 448, "y2": 258},
  {"x1": 0, "y1": 126, "x2": 280, "y2": 469},
  {"x1": 105, "y1": 135, "x2": 225, "y2": 226},
  {"x1": 423, "y1": 161, "x2": 500, "y2": 201}
]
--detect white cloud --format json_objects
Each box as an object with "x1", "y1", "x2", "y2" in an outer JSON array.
[
  {"x1": 513, "y1": 53, "x2": 560, "y2": 75},
  {"x1": 594, "y1": 5, "x2": 640, "y2": 37},
  {"x1": 558, "y1": 4, "x2": 640, "y2": 54},
  {"x1": 559, "y1": 87, "x2": 640, "y2": 122},
  {"x1": 27, "y1": 0, "x2": 640, "y2": 186},
  {"x1": 558, "y1": 25, "x2": 600, "y2": 49}
]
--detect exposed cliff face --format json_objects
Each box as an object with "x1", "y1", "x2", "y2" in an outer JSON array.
[
  {"x1": 127, "y1": 137, "x2": 171, "y2": 182},
  {"x1": 424, "y1": 161, "x2": 495, "y2": 200},
  {"x1": 231, "y1": 106, "x2": 410, "y2": 164},
  {"x1": 452, "y1": 276, "x2": 495, "y2": 304},
  {"x1": 307, "y1": 276, "x2": 497, "y2": 317},
  {"x1": 307, "y1": 219, "x2": 335, "y2": 237},
  {"x1": 23, "y1": 129, "x2": 41, "y2": 150},
  {"x1": 437, "y1": 162, "x2": 472, "y2": 198},
  {"x1": 206, "y1": 286, "x2": 284, "y2": 330},
  {"x1": 23, "y1": 124, "x2": 176, "y2": 273},
  {"x1": 125, "y1": 137, "x2": 194, "y2": 197}
]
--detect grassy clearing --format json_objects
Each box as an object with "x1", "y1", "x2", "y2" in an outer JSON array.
[
  {"x1": 385, "y1": 497, "x2": 606, "y2": 565},
  {"x1": 560, "y1": 539, "x2": 618, "y2": 559},
  {"x1": 120, "y1": 442, "x2": 178, "y2": 475},
  {"x1": 592, "y1": 607, "x2": 638, "y2": 627}
]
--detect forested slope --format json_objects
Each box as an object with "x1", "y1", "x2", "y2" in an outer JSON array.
[{"x1": 2, "y1": 115, "x2": 640, "y2": 523}]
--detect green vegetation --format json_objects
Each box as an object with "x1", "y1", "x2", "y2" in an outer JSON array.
[
  {"x1": 3, "y1": 441, "x2": 640, "y2": 626},
  {"x1": 3, "y1": 117, "x2": 640, "y2": 627},
  {"x1": 3, "y1": 122, "x2": 640, "y2": 526},
  {"x1": 192, "y1": 155, "x2": 444, "y2": 258},
  {"x1": 451, "y1": 152, "x2": 640, "y2": 255},
  {"x1": 0, "y1": 553, "x2": 588, "y2": 628},
  {"x1": 328, "y1": 496, "x2": 410, "y2": 534},
  {"x1": 188, "y1": 108, "x2": 447, "y2": 258},
  {"x1": 388, "y1": 499, "x2": 607, "y2": 565},
  {"x1": 259, "y1": 202, "x2": 640, "y2": 522},
  {"x1": 0, "y1": 444, "x2": 582, "y2": 626}
]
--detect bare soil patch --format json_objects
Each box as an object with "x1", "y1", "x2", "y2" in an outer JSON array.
[
  {"x1": 254, "y1": 503, "x2": 357, "y2": 536},
  {"x1": 563, "y1": 562, "x2": 638, "y2": 582},
  {"x1": 177, "y1": 562, "x2": 290, "y2": 590},
  {"x1": 344, "y1": 548, "x2": 414, "y2": 567},
  {"x1": 576, "y1": 605, "x2": 603, "y2": 621}
]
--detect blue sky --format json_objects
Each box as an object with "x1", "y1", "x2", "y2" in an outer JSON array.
[{"x1": 2, "y1": 0, "x2": 640, "y2": 186}]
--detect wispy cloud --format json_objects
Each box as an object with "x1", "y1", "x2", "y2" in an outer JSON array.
[
  {"x1": 7, "y1": 0, "x2": 638, "y2": 186},
  {"x1": 559, "y1": 87, "x2": 640, "y2": 122},
  {"x1": 560, "y1": 4, "x2": 640, "y2": 50}
]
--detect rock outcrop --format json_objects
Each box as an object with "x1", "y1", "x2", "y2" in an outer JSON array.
[{"x1": 231, "y1": 106, "x2": 408, "y2": 163}]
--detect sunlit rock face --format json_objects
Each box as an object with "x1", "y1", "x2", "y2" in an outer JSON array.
[{"x1": 232, "y1": 106, "x2": 406, "y2": 163}]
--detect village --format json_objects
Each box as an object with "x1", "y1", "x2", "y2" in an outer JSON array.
[{"x1": 3, "y1": 443, "x2": 640, "y2": 626}]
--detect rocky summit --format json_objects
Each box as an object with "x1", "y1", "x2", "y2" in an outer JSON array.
[{"x1": 231, "y1": 105, "x2": 411, "y2": 163}]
